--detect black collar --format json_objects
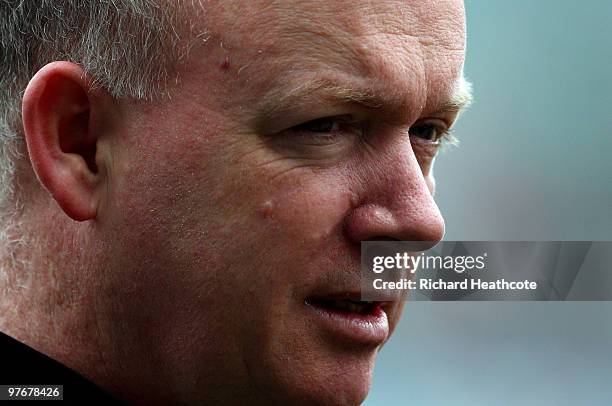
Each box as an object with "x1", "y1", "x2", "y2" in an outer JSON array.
[{"x1": 0, "y1": 331, "x2": 124, "y2": 404}]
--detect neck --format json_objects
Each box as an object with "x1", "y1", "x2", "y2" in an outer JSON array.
[{"x1": 0, "y1": 212, "x2": 110, "y2": 387}]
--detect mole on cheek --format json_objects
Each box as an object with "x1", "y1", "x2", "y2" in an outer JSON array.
[
  {"x1": 348, "y1": 191, "x2": 360, "y2": 209},
  {"x1": 258, "y1": 200, "x2": 274, "y2": 219}
]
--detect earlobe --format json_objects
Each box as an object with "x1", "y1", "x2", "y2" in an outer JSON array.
[{"x1": 22, "y1": 61, "x2": 102, "y2": 221}]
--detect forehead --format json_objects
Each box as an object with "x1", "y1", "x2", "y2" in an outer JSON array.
[{"x1": 195, "y1": 0, "x2": 466, "y2": 118}]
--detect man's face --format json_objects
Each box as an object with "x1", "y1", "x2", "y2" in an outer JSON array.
[{"x1": 95, "y1": 0, "x2": 466, "y2": 404}]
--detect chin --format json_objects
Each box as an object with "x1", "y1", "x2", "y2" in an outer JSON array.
[
  {"x1": 294, "y1": 360, "x2": 374, "y2": 406},
  {"x1": 252, "y1": 338, "x2": 379, "y2": 406}
]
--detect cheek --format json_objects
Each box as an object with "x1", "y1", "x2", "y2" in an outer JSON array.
[
  {"x1": 256, "y1": 173, "x2": 353, "y2": 245},
  {"x1": 105, "y1": 127, "x2": 231, "y2": 289}
]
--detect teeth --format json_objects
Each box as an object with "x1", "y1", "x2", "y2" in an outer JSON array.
[
  {"x1": 307, "y1": 297, "x2": 380, "y2": 315},
  {"x1": 333, "y1": 301, "x2": 362, "y2": 313}
]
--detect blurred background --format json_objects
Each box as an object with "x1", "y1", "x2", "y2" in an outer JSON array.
[{"x1": 366, "y1": 0, "x2": 612, "y2": 404}]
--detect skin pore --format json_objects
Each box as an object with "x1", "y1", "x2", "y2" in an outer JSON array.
[{"x1": 5, "y1": 0, "x2": 470, "y2": 405}]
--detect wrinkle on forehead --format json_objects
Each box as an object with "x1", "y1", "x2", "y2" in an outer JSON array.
[
  {"x1": 207, "y1": 0, "x2": 465, "y2": 60},
  {"x1": 202, "y1": 0, "x2": 466, "y2": 119}
]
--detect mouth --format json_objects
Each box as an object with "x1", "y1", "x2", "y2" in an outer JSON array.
[
  {"x1": 304, "y1": 294, "x2": 391, "y2": 346},
  {"x1": 307, "y1": 297, "x2": 382, "y2": 315}
]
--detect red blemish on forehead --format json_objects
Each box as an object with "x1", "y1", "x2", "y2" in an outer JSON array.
[{"x1": 221, "y1": 56, "x2": 230, "y2": 71}]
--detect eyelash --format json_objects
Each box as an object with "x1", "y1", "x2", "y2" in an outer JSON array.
[
  {"x1": 289, "y1": 116, "x2": 363, "y2": 141},
  {"x1": 288, "y1": 116, "x2": 454, "y2": 146},
  {"x1": 409, "y1": 122, "x2": 455, "y2": 146}
]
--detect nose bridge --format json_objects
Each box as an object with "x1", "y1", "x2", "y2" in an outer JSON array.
[
  {"x1": 385, "y1": 146, "x2": 426, "y2": 207},
  {"x1": 364, "y1": 138, "x2": 432, "y2": 211},
  {"x1": 345, "y1": 139, "x2": 445, "y2": 243}
]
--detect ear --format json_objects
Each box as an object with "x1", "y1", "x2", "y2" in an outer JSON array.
[{"x1": 22, "y1": 61, "x2": 106, "y2": 221}]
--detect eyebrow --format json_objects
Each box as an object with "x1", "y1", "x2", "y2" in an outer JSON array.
[
  {"x1": 436, "y1": 75, "x2": 473, "y2": 115},
  {"x1": 258, "y1": 74, "x2": 473, "y2": 119},
  {"x1": 258, "y1": 78, "x2": 383, "y2": 117}
]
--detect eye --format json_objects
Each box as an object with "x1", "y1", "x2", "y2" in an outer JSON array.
[
  {"x1": 287, "y1": 115, "x2": 364, "y2": 144},
  {"x1": 293, "y1": 117, "x2": 342, "y2": 133},
  {"x1": 409, "y1": 121, "x2": 449, "y2": 145}
]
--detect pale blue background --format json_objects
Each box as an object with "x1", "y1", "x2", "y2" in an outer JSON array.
[{"x1": 366, "y1": 1, "x2": 612, "y2": 404}]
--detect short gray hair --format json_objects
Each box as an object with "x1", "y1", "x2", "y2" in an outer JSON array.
[{"x1": 0, "y1": 0, "x2": 203, "y2": 273}]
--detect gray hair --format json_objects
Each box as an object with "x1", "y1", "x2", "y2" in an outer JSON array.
[{"x1": 0, "y1": 1, "x2": 203, "y2": 275}]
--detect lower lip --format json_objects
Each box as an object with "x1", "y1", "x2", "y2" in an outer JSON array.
[{"x1": 305, "y1": 301, "x2": 389, "y2": 345}]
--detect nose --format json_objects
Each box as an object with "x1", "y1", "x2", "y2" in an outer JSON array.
[{"x1": 344, "y1": 139, "x2": 445, "y2": 246}]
